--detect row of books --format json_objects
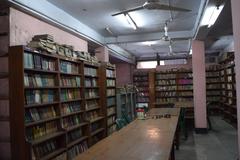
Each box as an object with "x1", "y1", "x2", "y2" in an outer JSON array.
[
  {"x1": 91, "y1": 121, "x2": 101, "y2": 132},
  {"x1": 133, "y1": 76, "x2": 148, "y2": 81},
  {"x1": 26, "y1": 121, "x2": 58, "y2": 141},
  {"x1": 107, "y1": 89, "x2": 115, "y2": 96},
  {"x1": 137, "y1": 97, "x2": 149, "y2": 102},
  {"x1": 206, "y1": 65, "x2": 221, "y2": 71},
  {"x1": 156, "y1": 98, "x2": 177, "y2": 103},
  {"x1": 107, "y1": 79, "x2": 115, "y2": 87},
  {"x1": 206, "y1": 78, "x2": 221, "y2": 83},
  {"x1": 207, "y1": 97, "x2": 221, "y2": 102},
  {"x1": 68, "y1": 128, "x2": 83, "y2": 143},
  {"x1": 85, "y1": 89, "x2": 98, "y2": 98},
  {"x1": 62, "y1": 115, "x2": 83, "y2": 129},
  {"x1": 60, "y1": 89, "x2": 81, "y2": 101},
  {"x1": 84, "y1": 67, "x2": 97, "y2": 76},
  {"x1": 87, "y1": 111, "x2": 99, "y2": 121},
  {"x1": 156, "y1": 80, "x2": 176, "y2": 85},
  {"x1": 33, "y1": 139, "x2": 60, "y2": 159},
  {"x1": 85, "y1": 100, "x2": 99, "y2": 110},
  {"x1": 206, "y1": 71, "x2": 219, "y2": 77},
  {"x1": 60, "y1": 76, "x2": 81, "y2": 87},
  {"x1": 226, "y1": 68, "x2": 233, "y2": 74},
  {"x1": 106, "y1": 69, "x2": 116, "y2": 78},
  {"x1": 134, "y1": 82, "x2": 148, "y2": 86},
  {"x1": 156, "y1": 86, "x2": 177, "y2": 91},
  {"x1": 178, "y1": 92, "x2": 193, "y2": 96},
  {"x1": 108, "y1": 124, "x2": 117, "y2": 135},
  {"x1": 61, "y1": 102, "x2": 82, "y2": 115},
  {"x1": 107, "y1": 116, "x2": 115, "y2": 126},
  {"x1": 107, "y1": 97, "x2": 116, "y2": 107},
  {"x1": 67, "y1": 141, "x2": 88, "y2": 160},
  {"x1": 107, "y1": 107, "x2": 115, "y2": 116},
  {"x1": 156, "y1": 74, "x2": 176, "y2": 79},
  {"x1": 178, "y1": 85, "x2": 193, "y2": 90},
  {"x1": 207, "y1": 84, "x2": 221, "y2": 89},
  {"x1": 156, "y1": 92, "x2": 177, "y2": 97},
  {"x1": 60, "y1": 61, "x2": 79, "y2": 74},
  {"x1": 24, "y1": 52, "x2": 56, "y2": 71},
  {"x1": 85, "y1": 78, "x2": 97, "y2": 87},
  {"x1": 133, "y1": 71, "x2": 148, "y2": 76},
  {"x1": 24, "y1": 74, "x2": 55, "y2": 87},
  {"x1": 25, "y1": 106, "x2": 57, "y2": 123},
  {"x1": 207, "y1": 91, "x2": 221, "y2": 95},
  {"x1": 25, "y1": 90, "x2": 55, "y2": 105},
  {"x1": 177, "y1": 79, "x2": 193, "y2": 85}
]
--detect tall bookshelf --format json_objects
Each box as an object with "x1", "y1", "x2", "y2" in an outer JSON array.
[
  {"x1": 133, "y1": 71, "x2": 149, "y2": 108},
  {"x1": 155, "y1": 69, "x2": 193, "y2": 106},
  {"x1": 9, "y1": 46, "x2": 104, "y2": 160},
  {"x1": 99, "y1": 63, "x2": 117, "y2": 136},
  {"x1": 219, "y1": 53, "x2": 237, "y2": 127},
  {"x1": 83, "y1": 62, "x2": 105, "y2": 145}
]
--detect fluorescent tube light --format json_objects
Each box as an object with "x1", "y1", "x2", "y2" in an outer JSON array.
[
  {"x1": 124, "y1": 13, "x2": 138, "y2": 30},
  {"x1": 201, "y1": 4, "x2": 224, "y2": 28}
]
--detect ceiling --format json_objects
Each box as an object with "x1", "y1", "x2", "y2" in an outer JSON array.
[{"x1": 46, "y1": 0, "x2": 206, "y2": 60}]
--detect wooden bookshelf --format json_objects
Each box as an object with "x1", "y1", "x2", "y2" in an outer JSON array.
[
  {"x1": 218, "y1": 53, "x2": 237, "y2": 127},
  {"x1": 83, "y1": 61, "x2": 106, "y2": 146},
  {"x1": 9, "y1": 46, "x2": 99, "y2": 160},
  {"x1": 154, "y1": 69, "x2": 193, "y2": 107},
  {"x1": 133, "y1": 71, "x2": 150, "y2": 108},
  {"x1": 99, "y1": 62, "x2": 117, "y2": 136}
]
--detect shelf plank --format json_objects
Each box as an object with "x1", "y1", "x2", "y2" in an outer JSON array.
[
  {"x1": 25, "y1": 101, "x2": 59, "y2": 108},
  {"x1": 60, "y1": 72, "x2": 81, "y2": 76},
  {"x1": 25, "y1": 116, "x2": 61, "y2": 127},
  {"x1": 85, "y1": 96, "x2": 100, "y2": 100},
  {"x1": 86, "y1": 106, "x2": 101, "y2": 112},
  {"x1": 107, "y1": 112, "x2": 116, "y2": 117},
  {"x1": 25, "y1": 86, "x2": 59, "y2": 89},
  {"x1": 90, "y1": 117, "x2": 104, "y2": 124},
  {"x1": 60, "y1": 98, "x2": 82, "y2": 103},
  {"x1": 61, "y1": 110, "x2": 84, "y2": 118},
  {"x1": 24, "y1": 68, "x2": 58, "y2": 74},
  {"x1": 30, "y1": 131, "x2": 65, "y2": 146},
  {"x1": 67, "y1": 136, "x2": 88, "y2": 148},
  {"x1": 65, "y1": 122, "x2": 88, "y2": 132},
  {"x1": 40, "y1": 148, "x2": 66, "y2": 160},
  {"x1": 90, "y1": 128, "x2": 105, "y2": 136}
]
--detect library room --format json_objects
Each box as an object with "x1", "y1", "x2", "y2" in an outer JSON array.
[{"x1": 0, "y1": 0, "x2": 240, "y2": 160}]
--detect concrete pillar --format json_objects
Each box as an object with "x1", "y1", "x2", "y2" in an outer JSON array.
[
  {"x1": 95, "y1": 46, "x2": 109, "y2": 62},
  {"x1": 192, "y1": 40, "x2": 207, "y2": 132},
  {"x1": 231, "y1": 0, "x2": 240, "y2": 157}
]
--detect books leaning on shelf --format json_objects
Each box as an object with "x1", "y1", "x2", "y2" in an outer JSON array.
[
  {"x1": 106, "y1": 69, "x2": 115, "y2": 78},
  {"x1": 107, "y1": 79, "x2": 115, "y2": 87},
  {"x1": 85, "y1": 78, "x2": 97, "y2": 87},
  {"x1": 24, "y1": 74, "x2": 55, "y2": 87},
  {"x1": 60, "y1": 76, "x2": 81, "y2": 87},
  {"x1": 84, "y1": 67, "x2": 97, "y2": 76},
  {"x1": 60, "y1": 89, "x2": 81, "y2": 101},
  {"x1": 61, "y1": 102, "x2": 82, "y2": 115},
  {"x1": 87, "y1": 111, "x2": 100, "y2": 121},
  {"x1": 25, "y1": 90, "x2": 55, "y2": 105},
  {"x1": 107, "y1": 89, "x2": 115, "y2": 96},
  {"x1": 85, "y1": 100, "x2": 99, "y2": 110},
  {"x1": 107, "y1": 97, "x2": 116, "y2": 107},
  {"x1": 26, "y1": 121, "x2": 58, "y2": 141},
  {"x1": 85, "y1": 89, "x2": 98, "y2": 98},
  {"x1": 60, "y1": 61, "x2": 79, "y2": 74},
  {"x1": 67, "y1": 141, "x2": 88, "y2": 160},
  {"x1": 68, "y1": 128, "x2": 83, "y2": 143},
  {"x1": 24, "y1": 52, "x2": 56, "y2": 71},
  {"x1": 25, "y1": 106, "x2": 57, "y2": 123},
  {"x1": 62, "y1": 114, "x2": 84, "y2": 129}
]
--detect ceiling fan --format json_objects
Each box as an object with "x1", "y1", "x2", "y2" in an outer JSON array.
[{"x1": 112, "y1": 0, "x2": 191, "y2": 16}]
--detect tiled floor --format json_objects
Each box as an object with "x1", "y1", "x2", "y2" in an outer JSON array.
[{"x1": 176, "y1": 116, "x2": 238, "y2": 160}]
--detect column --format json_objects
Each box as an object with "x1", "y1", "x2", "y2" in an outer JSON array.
[
  {"x1": 95, "y1": 46, "x2": 109, "y2": 62},
  {"x1": 192, "y1": 40, "x2": 207, "y2": 133},
  {"x1": 231, "y1": 0, "x2": 240, "y2": 157}
]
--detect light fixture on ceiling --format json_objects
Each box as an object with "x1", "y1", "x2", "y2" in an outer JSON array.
[
  {"x1": 200, "y1": 3, "x2": 225, "y2": 28},
  {"x1": 124, "y1": 13, "x2": 138, "y2": 30},
  {"x1": 141, "y1": 41, "x2": 157, "y2": 46},
  {"x1": 105, "y1": 27, "x2": 114, "y2": 35}
]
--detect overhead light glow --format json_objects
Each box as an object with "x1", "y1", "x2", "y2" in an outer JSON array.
[
  {"x1": 200, "y1": 4, "x2": 224, "y2": 28},
  {"x1": 141, "y1": 41, "x2": 157, "y2": 46},
  {"x1": 124, "y1": 13, "x2": 138, "y2": 30}
]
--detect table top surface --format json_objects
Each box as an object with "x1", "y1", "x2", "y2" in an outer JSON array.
[
  {"x1": 76, "y1": 109, "x2": 179, "y2": 160},
  {"x1": 147, "y1": 108, "x2": 180, "y2": 116}
]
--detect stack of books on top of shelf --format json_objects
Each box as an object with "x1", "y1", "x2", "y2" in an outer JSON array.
[{"x1": 27, "y1": 34, "x2": 101, "y2": 64}]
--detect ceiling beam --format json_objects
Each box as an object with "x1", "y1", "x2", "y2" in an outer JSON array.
[{"x1": 105, "y1": 31, "x2": 193, "y2": 44}]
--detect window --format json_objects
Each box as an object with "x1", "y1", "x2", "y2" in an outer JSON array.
[{"x1": 137, "y1": 61, "x2": 157, "y2": 69}]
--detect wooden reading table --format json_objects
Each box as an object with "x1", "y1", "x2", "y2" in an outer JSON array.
[{"x1": 76, "y1": 108, "x2": 180, "y2": 160}]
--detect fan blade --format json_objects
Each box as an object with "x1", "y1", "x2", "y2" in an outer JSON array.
[
  {"x1": 152, "y1": 4, "x2": 191, "y2": 12},
  {"x1": 112, "y1": 6, "x2": 144, "y2": 16}
]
